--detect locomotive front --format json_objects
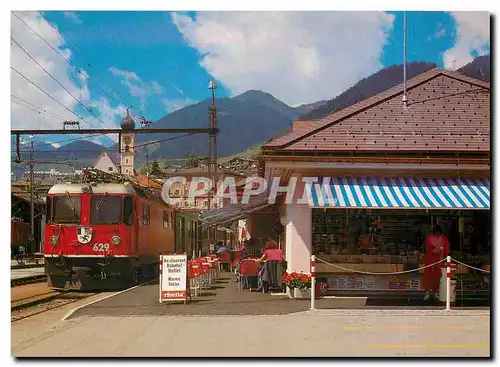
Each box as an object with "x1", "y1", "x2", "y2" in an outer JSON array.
[{"x1": 44, "y1": 183, "x2": 138, "y2": 290}]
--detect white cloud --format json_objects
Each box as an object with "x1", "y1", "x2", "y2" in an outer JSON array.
[
  {"x1": 443, "y1": 11, "x2": 490, "y2": 70},
  {"x1": 162, "y1": 85, "x2": 196, "y2": 113},
  {"x1": 109, "y1": 66, "x2": 140, "y2": 81},
  {"x1": 11, "y1": 12, "x2": 125, "y2": 140},
  {"x1": 63, "y1": 12, "x2": 82, "y2": 25},
  {"x1": 172, "y1": 11, "x2": 395, "y2": 106},
  {"x1": 11, "y1": 11, "x2": 89, "y2": 129},
  {"x1": 89, "y1": 97, "x2": 127, "y2": 136},
  {"x1": 162, "y1": 98, "x2": 196, "y2": 113},
  {"x1": 109, "y1": 66, "x2": 164, "y2": 107},
  {"x1": 428, "y1": 23, "x2": 446, "y2": 40},
  {"x1": 151, "y1": 81, "x2": 163, "y2": 94}
]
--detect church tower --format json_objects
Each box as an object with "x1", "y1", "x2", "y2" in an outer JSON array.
[{"x1": 120, "y1": 108, "x2": 135, "y2": 176}]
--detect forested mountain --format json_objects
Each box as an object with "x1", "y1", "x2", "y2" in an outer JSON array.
[
  {"x1": 12, "y1": 55, "x2": 489, "y2": 173},
  {"x1": 302, "y1": 54, "x2": 490, "y2": 120}
]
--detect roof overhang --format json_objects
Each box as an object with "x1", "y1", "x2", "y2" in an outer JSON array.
[
  {"x1": 265, "y1": 160, "x2": 490, "y2": 171},
  {"x1": 201, "y1": 193, "x2": 282, "y2": 229}
]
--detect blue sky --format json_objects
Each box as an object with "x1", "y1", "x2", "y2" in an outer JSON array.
[
  {"x1": 41, "y1": 11, "x2": 231, "y2": 122},
  {"x1": 10, "y1": 11, "x2": 490, "y2": 147}
]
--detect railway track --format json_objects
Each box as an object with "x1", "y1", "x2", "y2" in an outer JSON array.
[
  {"x1": 11, "y1": 290, "x2": 98, "y2": 322},
  {"x1": 11, "y1": 275, "x2": 155, "y2": 322},
  {"x1": 11, "y1": 275, "x2": 47, "y2": 287}
]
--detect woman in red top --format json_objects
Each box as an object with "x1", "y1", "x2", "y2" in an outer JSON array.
[
  {"x1": 257, "y1": 237, "x2": 285, "y2": 262},
  {"x1": 424, "y1": 225, "x2": 450, "y2": 300},
  {"x1": 256, "y1": 238, "x2": 285, "y2": 293}
]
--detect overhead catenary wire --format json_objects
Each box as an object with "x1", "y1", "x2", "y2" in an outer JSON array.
[
  {"x1": 11, "y1": 36, "x2": 110, "y2": 129},
  {"x1": 37, "y1": 10, "x2": 144, "y2": 117},
  {"x1": 11, "y1": 95, "x2": 69, "y2": 120},
  {"x1": 11, "y1": 100, "x2": 65, "y2": 122},
  {"x1": 11, "y1": 66, "x2": 91, "y2": 126},
  {"x1": 12, "y1": 11, "x2": 127, "y2": 111},
  {"x1": 133, "y1": 133, "x2": 195, "y2": 149},
  {"x1": 13, "y1": 133, "x2": 195, "y2": 153},
  {"x1": 11, "y1": 132, "x2": 113, "y2": 152}
]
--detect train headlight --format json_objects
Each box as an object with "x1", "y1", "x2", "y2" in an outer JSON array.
[
  {"x1": 50, "y1": 236, "x2": 59, "y2": 245},
  {"x1": 111, "y1": 236, "x2": 121, "y2": 245}
]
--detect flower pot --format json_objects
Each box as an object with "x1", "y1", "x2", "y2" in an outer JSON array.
[{"x1": 293, "y1": 288, "x2": 311, "y2": 300}]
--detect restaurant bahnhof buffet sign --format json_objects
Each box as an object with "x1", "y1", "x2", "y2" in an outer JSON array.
[{"x1": 159, "y1": 254, "x2": 188, "y2": 304}]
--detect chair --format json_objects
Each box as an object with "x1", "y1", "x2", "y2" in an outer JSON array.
[
  {"x1": 199, "y1": 260, "x2": 212, "y2": 288},
  {"x1": 205, "y1": 256, "x2": 219, "y2": 281},
  {"x1": 238, "y1": 259, "x2": 259, "y2": 292},
  {"x1": 218, "y1": 251, "x2": 232, "y2": 272},
  {"x1": 207, "y1": 255, "x2": 220, "y2": 280},
  {"x1": 231, "y1": 250, "x2": 242, "y2": 269},
  {"x1": 188, "y1": 261, "x2": 201, "y2": 298},
  {"x1": 264, "y1": 260, "x2": 284, "y2": 293}
]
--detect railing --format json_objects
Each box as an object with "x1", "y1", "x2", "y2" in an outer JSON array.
[{"x1": 309, "y1": 255, "x2": 490, "y2": 311}]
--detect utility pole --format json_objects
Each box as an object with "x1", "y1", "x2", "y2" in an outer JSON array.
[
  {"x1": 402, "y1": 11, "x2": 408, "y2": 107},
  {"x1": 208, "y1": 79, "x2": 218, "y2": 210},
  {"x1": 208, "y1": 79, "x2": 218, "y2": 248},
  {"x1": 29, "y1": 139, "x2": 35, "y2": 254}
]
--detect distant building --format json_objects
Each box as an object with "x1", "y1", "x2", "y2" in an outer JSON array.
[
  {"x1": 93, "y1": 152, "x2": 119, "y2": 174},
  {"x1": 223, "y1": 157, "x2": 258, "y2": 175},
  {"x1": 151, "y1": 165, "x2": 249, "y2": 211},
  {"x1": 119, "y1": 108, "x2": 136, "y2": 176},
  {"x1": 23, "y1": 168, "x2": 83, "y2": 182}
]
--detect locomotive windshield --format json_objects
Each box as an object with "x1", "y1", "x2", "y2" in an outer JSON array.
[
  {"x1": 90, "y1": 194, "x2": 122, "y2": 224},
  {"x1": 52, "y1": 195, "x2": 81, "y2": 224}
]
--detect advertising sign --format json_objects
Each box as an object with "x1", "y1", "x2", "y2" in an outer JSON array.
[
  {"x1": 159, "y1": 254, "x2": 188, "y2": 303},
  {"x1": 326, "y1": 274, "x2": 421, "y2": 291}
]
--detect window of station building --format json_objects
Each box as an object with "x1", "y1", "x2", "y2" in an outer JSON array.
[
  {"x1": 163, "y1": 211, "x2": 170, "y2": 229},
  {"x1": 142, "y1": 204, "x2": 151, "y2": 226},
  {"x1": 312, "y1": 209, "x2": 430, "y2": 257},
  {"x1": 52, "y1": 195, "x2": 81, "y2": 224},
  {"x1": 311, "y1": 209, "x2": 491, "y2": 266}
]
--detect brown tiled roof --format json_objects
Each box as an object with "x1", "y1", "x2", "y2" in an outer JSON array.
[
  {"x1": 263, "y1": 68, "x2": 490, "y2": 153},
  {"x1": 291, "y1": 120, "x2": 322, "y2": 131}
]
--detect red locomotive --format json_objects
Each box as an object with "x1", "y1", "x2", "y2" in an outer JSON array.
[{"x1": 44, "y1": 181, "x2": 175, "y2": 290}]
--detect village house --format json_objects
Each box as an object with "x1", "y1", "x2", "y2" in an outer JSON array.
[
  {"x1": 93, "y1": 152, "x2": 119, "y2": 174},
  {"x1": 154, "y1": 165, "x2": 250, "y2": 211}
]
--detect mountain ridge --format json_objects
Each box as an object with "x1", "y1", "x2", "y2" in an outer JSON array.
[{"x1": 12, "y1": 54, "x2": 490, "y2": 172}]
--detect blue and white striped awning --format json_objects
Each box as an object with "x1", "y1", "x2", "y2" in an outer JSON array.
[{"x1": 310, "y1": 177, "x2": 490, "y2": 209}]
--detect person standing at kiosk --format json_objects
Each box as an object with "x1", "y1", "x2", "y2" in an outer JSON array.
[{"x1": 424, "y1": 225, "x2": 450, "y2": 300}]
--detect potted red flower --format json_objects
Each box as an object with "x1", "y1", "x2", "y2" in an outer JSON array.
[{"x1": 282, "y1": 271, "x2": 312, "y2": 299}]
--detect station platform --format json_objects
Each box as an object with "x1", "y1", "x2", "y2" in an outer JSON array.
[
  {"x1": 67, "y1": 272, "x2": 490, "y2": 320},
  {"x1": 68, "y1": 275, "x2": 310, "y2": 319}
]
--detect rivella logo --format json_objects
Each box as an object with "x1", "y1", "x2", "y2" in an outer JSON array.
[{"x1": 161, "y1": 176, "x2": 339, "y2": 206}]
